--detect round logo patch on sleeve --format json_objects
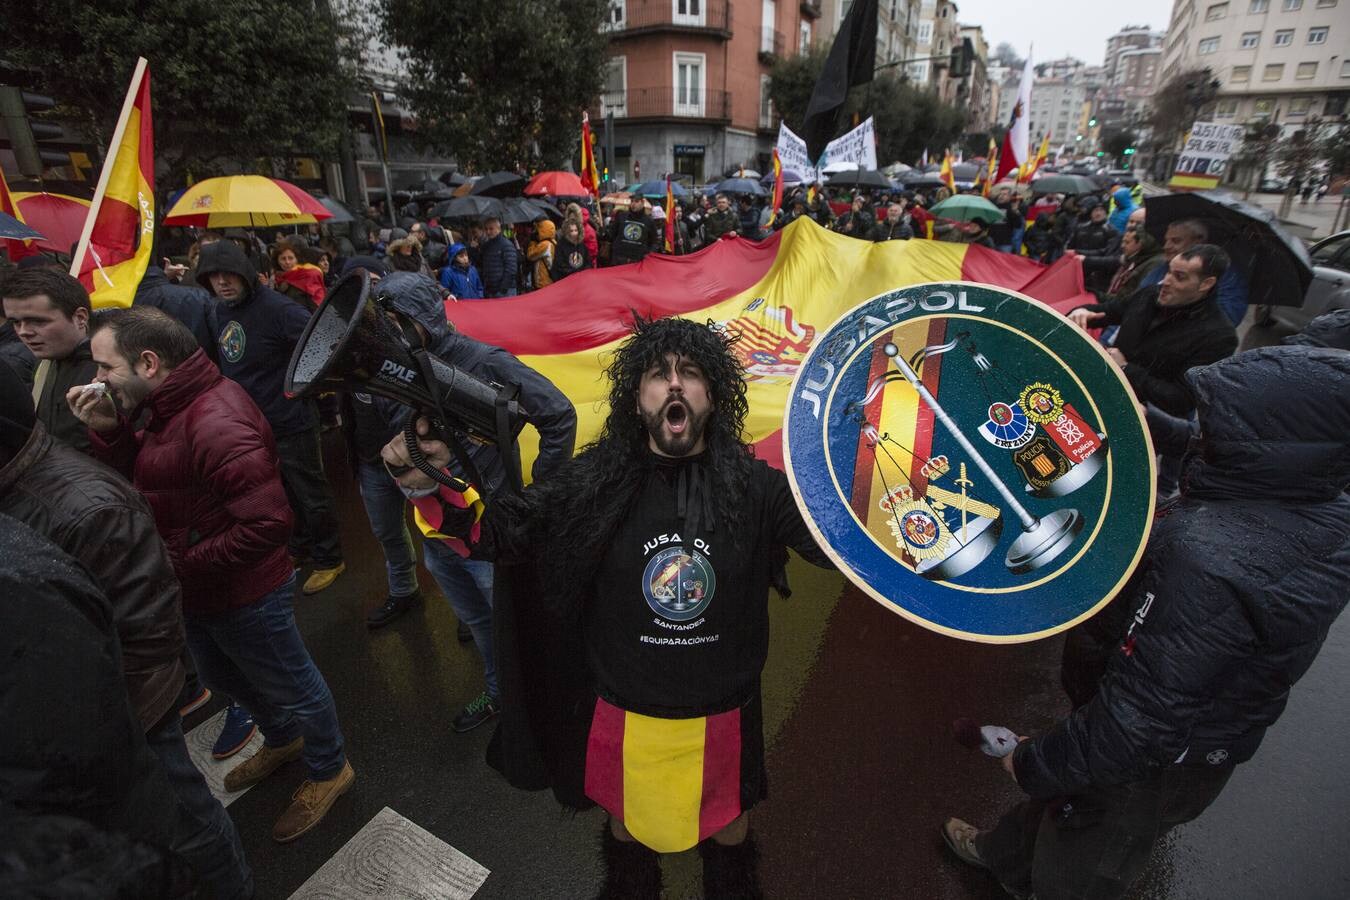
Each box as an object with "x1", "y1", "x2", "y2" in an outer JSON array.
[{"x1": 783, "y1": 283, "x2": 1155, "y2": 643}]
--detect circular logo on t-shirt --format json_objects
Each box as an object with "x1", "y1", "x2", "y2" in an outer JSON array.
[
  {"x1": 642, "y1": 547, "x2": 716, "y2": 622},
  {"x1": 783, "y1": 282, "x2": 1155, "y2": 643},
  {"x1": 219, "y1": 320, "x2": 246, "y2": 363}
]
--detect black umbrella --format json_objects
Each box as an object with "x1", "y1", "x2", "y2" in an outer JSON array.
[
  {"x1": 468, "y1": 171, "x2": 527, "y2": 198},
  {"x1": 312, "y1": 195, "x2": 355, "y2": 224},
  {"x1": 951, "y1": 162, "x2": 981, "y2": 181},
  {"x1": 902, "y1": 173, "x2": 949, "y2": 188},
  {"x1": 826, "y1": 169, "x2": 893, "y2": 189},
  {"x1": 501, "y1": 197, "x2": 563, "y2": 225},
  {"x1": 438, "y1": 171, "x2": 470, "y2": 187},
  {"x1": 429, "y1": 196, "x2": 507, "y2": 221},
  {"x1": 1030, "y1": 174, "x2": 1099, "y2": 195},
  {"x1": 413, "y1": 178, "x2": 453, "y2": 200},
  {"x1": 1144, "y1": 191, "x2": 1313, "y2": 308}
]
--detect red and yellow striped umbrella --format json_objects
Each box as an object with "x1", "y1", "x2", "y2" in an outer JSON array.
[{"x1": 162, "y1": 175, "x2": 331, "y2": 227}]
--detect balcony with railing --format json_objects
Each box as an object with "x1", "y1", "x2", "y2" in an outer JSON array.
[
  {"x1": 602, "y1": 0, "x2": 732, "y2": 39},
  {"x1": 594, "y1": 87, "x2": 732, "y2": 122},
  {"x1": 759, "y1": 28, "x2": 785, "y2": 62}
]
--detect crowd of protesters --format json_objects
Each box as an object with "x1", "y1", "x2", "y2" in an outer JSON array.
[{"x1": 2, "y1": 157, "x2": 1343, "y2": 900}]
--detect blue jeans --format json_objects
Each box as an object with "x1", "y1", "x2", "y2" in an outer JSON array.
[
  {"x1": 146, "y1": 715, "x2": 253, "y2": 900},
  {"x1": 356, "y1": 460, "x2": 419, "y2": 597},
  {"x1": 423, "y1": 538, "x2": 498, "y2": 699},
  {"x1": 184, "y1": 574, "x2": 346, "y2": 780}
]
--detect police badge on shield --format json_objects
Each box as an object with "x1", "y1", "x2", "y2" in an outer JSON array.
[{"x1": 783, "y1": 283, "x2": 1155, "y2": 643}]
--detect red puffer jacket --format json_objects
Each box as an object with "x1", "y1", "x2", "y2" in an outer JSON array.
[{"x1": 91, "y1": 349, "x2": 293, "y2": 615}]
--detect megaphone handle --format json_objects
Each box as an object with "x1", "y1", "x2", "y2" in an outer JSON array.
[{"x1": 403, "y1": 418, "x2": 477, "y2": 494}]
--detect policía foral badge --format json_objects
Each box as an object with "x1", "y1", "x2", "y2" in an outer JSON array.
[{"x1": 783, "y1": 283, "x2": 1155, "y2": 643}]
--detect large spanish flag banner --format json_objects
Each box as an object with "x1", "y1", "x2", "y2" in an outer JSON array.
[
  {"x1": 445, "y1": 217, "x2": 1093, "y2": 474},
  {"x1": 69, "y1": 58, "x2": 153, "y2": 309}
]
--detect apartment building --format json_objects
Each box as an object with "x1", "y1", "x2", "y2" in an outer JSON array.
[
  {"x1": 999, "y1": 73, "x2": 1090, "y2": 149},
  {"x1": 910, "y1": 0, "x2": 963, "y2": 102},
  {"x1": 959, "y1": 24, "x2": 994, "y2": 131},
  {"x1": 1157, "y1": 0, "x2": 1349, "y2": 132},
  {"x1": 592, "y1": 0, "x2": 821, "y2": 184},
  {"x1": 817, "y1": 0, "x2": 922, "y2": 67}
]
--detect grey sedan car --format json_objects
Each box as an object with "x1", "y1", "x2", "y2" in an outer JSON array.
[{"x1": 1258, "y1": 230, "x2": 1350, "y2": 331}]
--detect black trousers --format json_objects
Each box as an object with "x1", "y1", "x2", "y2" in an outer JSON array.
[
  {"x1": 275, "y1": 425, "x2": 344, "y2": 568},
  {"x1": 977, "y1": 764, "x2": 1235, "y2": 900}
]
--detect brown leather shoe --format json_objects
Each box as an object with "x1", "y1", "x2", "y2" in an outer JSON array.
[
  {"x1": 223, "y1": 737, "x2": 304, "y2": 793},
  {"x1": 272, "y1": 760, "x2": 356, "y2": 843},
  {"x1": 303, "y1": 563, "x2": 346, "y2": 595}
]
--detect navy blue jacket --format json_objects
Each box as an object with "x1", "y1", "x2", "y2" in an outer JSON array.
[
  {"x1": 479, "y1": 234, "x2": 518, "y2": 298},
  {"x1": 1017, "y1": 347, "x2": 1350, "y2": 799},
  {"x1": 372, "y1": 272, "x2": 576, "y2": 497},
  {"x1": 196, "y1": 242, "x2": 315, "y2": 438},
  {"x1": 135, "y1": 266, "x2": 218, "y2": 363}
]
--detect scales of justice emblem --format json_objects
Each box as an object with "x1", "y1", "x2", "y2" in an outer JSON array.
[{"x1": 845, "y1": 333, "x2": 1107, "y2": 580}]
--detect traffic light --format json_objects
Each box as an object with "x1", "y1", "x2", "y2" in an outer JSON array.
[
  {"x1": 1088, "y1": 117, "x2": 1098, "y2": 128},
  {"x1": 1122, "y1": 147, "x2": 1136, "y2": 155},
  {"x1": 1096, "y1": 151, "x2": 1105, "y2": 157},
  {"x1": 0, "y1": 82, "x2": 71, "y2": 178},
  {"x1": 949, "y1": 38, "x2": 975, "y2": 79}
]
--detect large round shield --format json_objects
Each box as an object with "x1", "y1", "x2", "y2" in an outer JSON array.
[{"x1": 783, "y1": 282, "x2": 1155, "y2": 643}]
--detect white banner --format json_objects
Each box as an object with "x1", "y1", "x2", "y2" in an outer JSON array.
[
  {"x1": 821, "y1": 117, "x2": 878, "y2": 172},
  {"x1": 775, "y1": 122, "x2": 818, "y2": 184},
  {"x1": 1170, "y1": 121, "x2": 1246, "y2": 186}
]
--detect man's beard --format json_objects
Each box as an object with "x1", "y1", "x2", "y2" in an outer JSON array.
[{"x1": 643, "y1": 397, "x2": 710, "y2": 457}]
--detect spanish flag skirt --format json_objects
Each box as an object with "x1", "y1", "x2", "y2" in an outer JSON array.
[{"x1": 583, "y1": 693, "x2": 766, "y2": 853}]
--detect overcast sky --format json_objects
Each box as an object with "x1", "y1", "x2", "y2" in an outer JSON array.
[{"x1": 953, "y1": 0, "x2": 1176, "y2": 68}]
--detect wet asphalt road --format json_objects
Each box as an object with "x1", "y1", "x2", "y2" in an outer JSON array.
[{"x1": 199, "y1": 320, "x2": 1348, "y2": 899}]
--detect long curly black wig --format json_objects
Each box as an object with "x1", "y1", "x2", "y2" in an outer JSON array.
[{"x1": 512, "y1": 315, "x2": 756, "y2": 617}]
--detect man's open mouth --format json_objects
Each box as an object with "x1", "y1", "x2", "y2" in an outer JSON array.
[{"x1": 665, "y1": 401, "x2": 688, "y2": 434}]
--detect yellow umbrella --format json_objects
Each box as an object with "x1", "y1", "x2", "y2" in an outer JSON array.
[{"x1": 162, "y1": 175, "x2": 331, "y2": 227}]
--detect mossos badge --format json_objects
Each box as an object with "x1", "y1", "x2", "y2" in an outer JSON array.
[{"x1": 783, "y1": 282, "x2": 1155, "y2": 643}]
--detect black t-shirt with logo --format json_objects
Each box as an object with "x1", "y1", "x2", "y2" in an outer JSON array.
[{"x1": 582, "y1": 454, "x2": 832, "y2": 717}]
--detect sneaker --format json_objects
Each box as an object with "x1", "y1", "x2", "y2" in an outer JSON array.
[
  {"x1": 302, "y1": 562, "x2": 346, "y2": 595},
  {"x1": 452, "y1": 692, "x2": 499, "y2": 733},
  {"x1": 366, "y1": 590, "x2": 423, "y2": 629},
  {"x1": 941, "y1": 818, "x2": 988, "y2": 870},
  {"x1": 456, "y1": 620, "x2": 473, "y2": 644},
  {"x1": 211, "y1": 703, "x2": 258, "y2": 760},
  {"x1": 223, "y1": 737, "x2": 304, "y2": 793},
  {"x1": 272, "y1": 760, "x2": 356, "y2": 843},
  {"x1": 178, "y1": 686, "x2": 212, "y2": 718}
]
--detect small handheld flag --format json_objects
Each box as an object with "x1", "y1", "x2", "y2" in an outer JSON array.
[{"x1": 766, "y1": 149, "x2": 784, "y2": 229}]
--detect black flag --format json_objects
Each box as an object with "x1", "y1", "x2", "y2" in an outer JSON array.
[{"x1": 800, "y1": 0, "x2": 879, "y2": 161}]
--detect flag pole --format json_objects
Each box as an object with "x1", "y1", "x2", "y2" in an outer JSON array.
[{"x1": 69, "y1": 56, "x2": 147, "y2": 280}]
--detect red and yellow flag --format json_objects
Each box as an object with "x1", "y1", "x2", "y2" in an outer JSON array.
[
  {"x1": 70, "y1": 58, "x2": 153, "y2": 309},
  {"x1": 1021, "y1": 133, "x2": 1050, "y2": 184},
  {"x1": 983, "y1": 138, "x2": 998, "y2": 197},
  {"x1": 766, "y1": 149, "x2": 784, "y2": 228},
  {"x1": 580, "y1": 111, "x2": 600, "y2": 197},
  {"x1": 939, "y1": 151, "x2": 956, "y2": 193},
  {"x1": 0, "y1": 167, "x2": 41, "y2": 261},
  {"x1": 663, "y1": 175, "x2": 676, "y2": 253},
  {"x1": 443, "y1": 217, "x2": 1094, "y2": 475}
]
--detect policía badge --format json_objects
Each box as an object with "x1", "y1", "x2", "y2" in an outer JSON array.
[{"x1": 783, "y1": 283, "x2": 1155, "y2": 643}]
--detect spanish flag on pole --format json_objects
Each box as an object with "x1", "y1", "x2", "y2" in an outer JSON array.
[
  {"x1": 939, "y1": 151, "x2": 956, "y2": 193},
  {"x1": 0, "y1": 167, "x2": 41, "y2": 261},
  {"x1": 766, "y1": 149, "x2": 784, "y2": 229},
  {"x1": 982, "y1": 137, "x2": 998, "y2": 197},
  {"x1": 1021, "y1": 132, "x2": 1050, "y2": 184},
  {"x1": 69, "y1": 58, "x2": 153, "y2": 309},
  {"x1": 580, "y1": 111, "x2": 601, "y2": 197},
  {"x1": 442, "y1": 217, "x2": 1093, "y2": 476},
  {"x1": 663, "y1": 175, "x2": 676, "y2": 253}
]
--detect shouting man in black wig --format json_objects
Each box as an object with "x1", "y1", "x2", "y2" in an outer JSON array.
[{"x1": 382, "y1": 316, "x2": 833, "y2": 898}]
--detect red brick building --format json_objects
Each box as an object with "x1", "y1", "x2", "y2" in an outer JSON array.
[{"x1": 591, "y1": 0, "x2": 823, "y2": 185}]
